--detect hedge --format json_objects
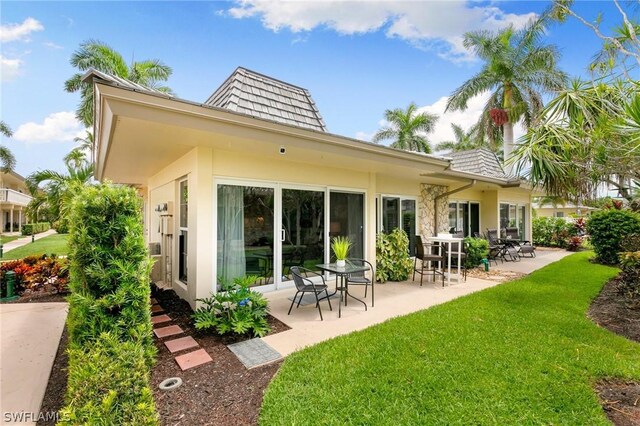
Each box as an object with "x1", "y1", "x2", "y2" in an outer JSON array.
[
  {"x1": 61, "y1": 183, "x2": 158, "y2": 424},
  {"x1": 21, "y1": 222, "x2": 50, "y2": 236},
  {"x1": 587, "y1": 209, "x2": 640, "y2": 265}
]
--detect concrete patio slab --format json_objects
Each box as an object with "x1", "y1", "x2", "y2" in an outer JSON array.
[
  {"x1": 263, "y1": 250, "x2": 573, "y2": 357},
  {"x1": 0, "y1": 302, "x2": 68, "y2": 425}
]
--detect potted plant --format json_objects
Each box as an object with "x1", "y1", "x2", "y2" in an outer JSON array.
[{"x1": 331, "y1": 236, "x2": 351, "y2": 267}]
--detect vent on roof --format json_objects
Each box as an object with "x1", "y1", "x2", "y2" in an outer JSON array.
[{"x1": 205, "y1": 67, "x2": 327, "y2": 132}]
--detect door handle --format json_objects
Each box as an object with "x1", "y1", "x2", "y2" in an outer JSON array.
[{"x1": 281, "y1": 228, "x2": 285, "y2": 242}]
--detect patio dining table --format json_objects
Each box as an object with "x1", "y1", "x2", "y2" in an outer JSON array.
[
  {"x1": 316, "y1": 262, "x2": 369, "y2": 318},
  {"x1": 426, "y1": 235, "x2": 463, "y2": 286}
]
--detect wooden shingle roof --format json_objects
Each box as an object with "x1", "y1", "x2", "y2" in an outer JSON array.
[{"x1": 205, "y1": 67, "x2": 327, "y2": 132}]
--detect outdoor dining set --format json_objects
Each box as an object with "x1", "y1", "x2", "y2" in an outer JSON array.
[{"x1": 287, "y1": 227, "x2": 536, "y2": 321}]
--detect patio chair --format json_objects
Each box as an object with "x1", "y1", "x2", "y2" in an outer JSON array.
[
  {"x1": 413, "y1": 235, "x2": 445, "y2": 287},
  {"x1": 345, "y1": 258, "x2": 375, "y2": 307},
  {"x1": 487, "y1": 228, "x2": 518, "y2": 263},
  {"x1": 504, "y1": 227, "x2": 536, "y2": 258},
  {"x1": 288, "y1": 266, "x2": 332, "y2": 321}
]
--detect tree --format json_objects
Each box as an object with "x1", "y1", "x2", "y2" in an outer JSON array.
[
  {"x1": 372, "y1": 103, "x2": 438, "y2": 154},
  {"x1": 65, "y1": 40, "x2": 173, "y2": 127},
  {"x1": 445, "y1": 17, "x2": 567, "y2": 170},
  {"x1": 435, "y1": 123, "x2": 503, "y2": 157},
  {"x1": 0, "y1": 120, "x2": 16, "y2": 173},
  {"x1": 65, "y1": 130, "x2": 94, "y2": 165},
  {"x1": 26, "y1": 154, "x2": 94, "y2": 232},
  {"x1": 510, "y1": 79, "x2": 640, "y2": 201}
]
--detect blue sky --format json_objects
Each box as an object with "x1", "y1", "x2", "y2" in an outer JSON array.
[{"x1": 1, "y1": 1, "x2": 635, "y2": 177}]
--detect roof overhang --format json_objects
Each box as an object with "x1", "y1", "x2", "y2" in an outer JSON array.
[{"x1": 89, "y1": 77, "x2": 453, "y2": 183}]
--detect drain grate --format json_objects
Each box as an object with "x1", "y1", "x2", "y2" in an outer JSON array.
[{"x1": 227, "y1": 338, "x2": 282, "y2": 369}]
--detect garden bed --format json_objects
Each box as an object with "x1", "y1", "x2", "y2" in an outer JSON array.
[
  {"x1": 150, "y1": 287, "x2": 288, "y2": 425},
  {"x1": 590, "y1": 278, "x2": 640, "y2": 425}
]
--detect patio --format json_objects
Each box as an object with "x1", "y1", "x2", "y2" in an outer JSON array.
[{"x1": 262, "y1": 248, "x2": 572, "y2": 357}]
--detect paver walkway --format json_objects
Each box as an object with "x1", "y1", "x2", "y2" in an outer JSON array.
[
  {"x1": 1, "y1": 230, "x2": 57, "y2": 254},
  {"x1": 0, "y1": 302, "x2": 68, "y2": 425}
]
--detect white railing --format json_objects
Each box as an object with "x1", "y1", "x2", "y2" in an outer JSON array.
[{"x1": 0, "y1": 189, "x2": 33, "y2": 206}]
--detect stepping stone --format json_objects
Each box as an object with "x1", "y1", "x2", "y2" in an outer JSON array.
[
  {"x1": 153, "y1": 325, "x2": 183, "y2": 339},
  {"x1": 227, "y1": 338, "x2": 282, "y2": 369},
  {"x1": 175, "y1": 349, "x2": 212, "y2": 371},
  {"x1": 151, "y1": 305, "x2": 164, "y2": 314},
  {"x1": 150, "y1": 298, "x2": 158, "y2": 304},
  {"x1": 151, "y1": 314, "x2": 171, "y2": 325},
  {"x1": 164, "y1": 336, "x2": 199, "y2": 353}
]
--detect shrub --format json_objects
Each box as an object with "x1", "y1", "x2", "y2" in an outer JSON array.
[
  {"x1": 464, "y1": 237, "x2": 489, "y2": 268},
  {"x1": 532, "y1": 217, "x2": 577, "y2": 248},
  {"x1": 618, "y1": 251, "x2": 640, "y2": 301},
  {"x1": 193, "y1": 275, "x2": 270, "y2": 337},
  {"x1": 0, "y1": 254, "x2": 69, "y2": 296},
  {"x1": 567, "y1": 236, "x2": 583, "y2": 252},
  {"x1": 376, "y1": 228, "x2": 413, "y2": 282},
  {"x1": 63, "y1": 183, "x2": 157, "y2": 424},
  {"x1": 587, "y1": 209, "x2": 640, "y2": 265},
  {"x1": 58, "y1": 333, "x2": 157, "y2": 425},
  {"x1": 21, "y1": 222, "x2": 50, "y2": 236},
  {"x1": 53, "y1": 219, "x2": 69, "y2": 234}
]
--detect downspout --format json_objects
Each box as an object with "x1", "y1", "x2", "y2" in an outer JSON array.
[{"x1": 434, "y1": 179, "x2": 477, "y2": 235}]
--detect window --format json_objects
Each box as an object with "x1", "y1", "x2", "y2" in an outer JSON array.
[
  {"x1": 448, "y1": 201, "x2": 480, "y2": 237},
  {"x1": 178, "y1": 179, "x2": 188, "y2": 283},
  {"x1": 379, "y1": 196, "x2": 416, "y2": 255},
  {"x1": 500, "y1": 203, "x2": 528, "y2": 238},
  {"x1": 555, "y1": 212, "x2": 565, "y2": 218}
]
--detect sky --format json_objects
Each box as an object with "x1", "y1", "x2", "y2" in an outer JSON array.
[{"x1": 1, "y1": 1, "x2": 637, "y2": 178}]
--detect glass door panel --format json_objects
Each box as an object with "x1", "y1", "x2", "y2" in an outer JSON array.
[
  {"x1": 470, "y1": 203, "x2": 480, "y2": 237},
  {"x1": 330, "y1": 192, "x2": 364, "y2": 260},
  {"x1": 382, "y1": 197, "x2": 399, "y2": 232},
  {"x1": 518, "y1": 205, "x2": 526, "y2": 239},
  {"x1": 402, "y1": 199, "x2": 416, "y2": 255},
  {"x1": 217, "y1": 184, "x2": 274, "y2": 289},
  {"x1": 281, "y1": 188, "x2": 325, "y2": 281}
]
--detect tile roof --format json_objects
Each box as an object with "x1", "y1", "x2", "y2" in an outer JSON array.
[
  {"x1": 205, "y1": 67, "x2": 327, "y2": 132},
  {"x1": 449, "y1": 148, "x2": 511, "y2": 180}
]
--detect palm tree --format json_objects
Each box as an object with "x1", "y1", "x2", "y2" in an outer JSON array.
[
  {"x1": 0, "y1": 120, "x2": 16, "y2": 173},
  {"x1": 65, "y1": 40, "x2": 173, "y2": 127},
  {"x1": 372, "y1": 103, "x2": 438, "y2": 154},
  {"x1": 65, "y1": 130, "x2": 94, "y2": 165},
  {"x1": 26, "y1": 155, "x2": 94, "y2": 232},
  {"x1": 445, "y1": 17, "x2": 567, "y2": 170}
]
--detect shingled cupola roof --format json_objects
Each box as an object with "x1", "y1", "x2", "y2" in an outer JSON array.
[
  {"x1": 205, "y1": 67, "x2": 327, "y2": 132},
  {"x1": 449, "y1": 148, "x2": 511, "y2": 180}
]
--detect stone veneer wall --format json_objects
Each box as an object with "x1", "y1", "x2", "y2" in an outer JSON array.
[{"x1": 419, "y1": 183, "x2": 450, "y2": 237}]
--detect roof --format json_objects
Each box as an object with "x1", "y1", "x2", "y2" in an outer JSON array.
[
  {"x1": 204, "y1": 67, "x2": 327, "y2": 132},
  {"x1": 449, "y1": 149, "x2": 510, "y2": 180},
  {"x1": 81, "y1": 69, "x2": 173, "y2": 98}
]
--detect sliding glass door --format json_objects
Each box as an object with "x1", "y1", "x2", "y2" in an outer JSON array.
[
  {"x1": 448, "y1": 201, "x2": 480, "y2": 237},
  {"x1": 216, "y1": 182, "x2": 365, "y2": 290},
  {"x1": 330, "y1": 191, "x2": 364, "y2": 260},
  {"x1": 281, "y1": 188, "x2": 325, "y2": 281}
]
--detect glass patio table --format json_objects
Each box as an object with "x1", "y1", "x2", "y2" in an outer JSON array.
[{"x1": 316, "y1": 262, "x2": 369, "y2": 318}]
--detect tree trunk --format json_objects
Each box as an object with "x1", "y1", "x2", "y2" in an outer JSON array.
[{"x1": 503, "y1": 121, "x2": 514, "y2": 175}]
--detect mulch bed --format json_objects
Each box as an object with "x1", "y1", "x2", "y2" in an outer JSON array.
[
  {"x1": 589, "y1": 278, "x2": 640, "y2": 425},
  {"x1": 37, "y1": 327, "x2": 69, "y2": 426},
  {"x1": 1, "y1": 291, "x2": 68, "y2": 304},
  {"x1": 150, "y1": 287, "x2": 289, "y2": 426},
  {"x1": 466, "y1": 267, "x2": 527, "y2": 282}
]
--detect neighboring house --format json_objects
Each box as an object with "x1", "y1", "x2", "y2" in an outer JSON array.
[
  {"x1": 533, "y1": 202, "x2": 596, "y2": 219},
  {"x1": 0, "y1": 171, "x2": 33, "y2": 233},
  {"x1": 86, "y1": 67, "x2": 536, "y2": 308},
  {"x1": 593, "y1": 177, "x2": 639, "y2": 200}
]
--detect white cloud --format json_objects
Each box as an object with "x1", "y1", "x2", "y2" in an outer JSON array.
[
  {"x1": 226, "y1": 1, "x2": 537, "y2": 63},
  {"x1": 0, "y1": 17, "x2": 44, "y2": 43},
  {"x1": 43, "y1": 41, "x2": 63, "y2": 50},
  {"x1": 13, "y1": 112, "x2": 85, "y2": 144},
  {"x1": 1, "y1": 55, "x2": 22, "y2": 82}
]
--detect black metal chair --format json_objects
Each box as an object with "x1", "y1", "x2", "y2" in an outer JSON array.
[
  {"x1": 504, "y1": 227, "x2": 536, "y2": 258},
  {"x1": 345, "y1": 258, "x2": 375, "y2": 307},
  {"x1": 288, "y1": 266, "x2": 332, "y2": 320},
  {"x1": 413, "y1": 235, "x2": 445, "y2": 287},
  {"x1": 488, "y1": 228, "x2": 519, "y2": 262}
]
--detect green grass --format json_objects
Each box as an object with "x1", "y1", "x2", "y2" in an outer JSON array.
[
  {"x1": 1, "y1": 234, "x2": 69, "y2": 260},
  {"x1": 260, "y1": 252, "x2": 640, "y2": 425},
  {"x1": 0, "y1": 235, "x2": 22, "y2": 245}
]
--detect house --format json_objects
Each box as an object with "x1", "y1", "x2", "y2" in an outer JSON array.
[
  {"x1": 533, "y1": 202, "x2": 596, "y2": 219},
  {"x1": 0, "y1": 171, "x2": 33, "y2": 233},
  {"x1": 86, "y1": 67, "x2": 536, "y2": 308}
]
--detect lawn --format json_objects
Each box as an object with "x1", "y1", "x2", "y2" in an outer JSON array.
[
  {"x1": 0, "y1": 235, "x2": 22, "y2": 245},
  {"x1": 260, "y1": 252, "x2": 640, "y2": 425},
  {"x1": 1, "y1": 234, "x2": 69, "y2": 260}
]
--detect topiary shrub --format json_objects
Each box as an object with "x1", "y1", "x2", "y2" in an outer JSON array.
[
  {"x1": 464, "y1": 237, "x2": 489, "y2": 268},
  {"x1": 193, "y1": 275, "x2": 270, "y2": 337},
  {"x1": 21, "y1": 222, "x2": 50, "y2": 235},
  {"x1": 63, "y1": 183, "x2": 158, "y2": 424},
  {"x1": 376, "y1": 228, "x2": 413, "y2": 282},
  {"x1": 587, "y1": 209, "x2": 640, "y2": 265}
]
